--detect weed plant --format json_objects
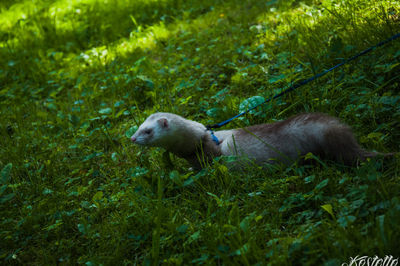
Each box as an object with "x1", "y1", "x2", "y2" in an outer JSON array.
[{"x1": 1, "y1": 0, "x2": 400, "y2": 264}]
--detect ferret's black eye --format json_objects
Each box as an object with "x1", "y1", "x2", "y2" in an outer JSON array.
[{"x1": 144, "y1": 129, "x2": 152, "y2": 134}]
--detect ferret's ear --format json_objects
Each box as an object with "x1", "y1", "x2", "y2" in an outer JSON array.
[{"x1": 157, "y1": 118, "x2": 169, "y2": 128}]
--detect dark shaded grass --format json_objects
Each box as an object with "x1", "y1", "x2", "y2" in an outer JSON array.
[{"x1": 1, "y1": 0, "x2": 400, "y2": 264}]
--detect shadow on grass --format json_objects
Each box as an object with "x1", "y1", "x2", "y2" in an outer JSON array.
[
  {"x1": 0, "y1": 0, "x2": 274, "y2": 92},
  {"x1": 0, "y1": 0, "x2": 215, "y2": 55}
]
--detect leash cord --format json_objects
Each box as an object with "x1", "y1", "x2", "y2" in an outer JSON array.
[{"x1": 206, "y1": 32, "x2": 400, "y2": 130}]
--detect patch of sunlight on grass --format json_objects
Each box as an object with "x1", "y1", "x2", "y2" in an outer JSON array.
[
  {"x1": 0, "y1": 0, "x2": 163, "y2": 45},
  {"x1": 0, "y1": 0, "x2": 40, "y2": 32},
  {"x1": 48, "y1": 0, "x2": 116, "y2": 38},
  {"x1": 255, "y1": 0, "x2": 399, "y2": 50},
  {"x1": 0, "y1": 39, "x2": 16, "y2": 49},
  {"x1": 255, "y1": 4, "x2": 322, "y2": 44},
  {"x1": 48, "y1": 0, "x2": 160, "y2": 20},
  {"x1": 47, "y1": 0, "x2": 164, "y2": 47},
  {"x1": 57, "y1": 21, "x2": 171, "y2": 74},
  {"x1": 65, "y1": 8, "x2": 221, "y2": 71},
  {"x1": 115, "y1": 23, "x2": 170, "y2": 57}
]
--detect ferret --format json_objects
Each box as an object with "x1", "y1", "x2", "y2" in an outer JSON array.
[{"x1": 130, "y1": 112, "x2": 393, "y2": 169}]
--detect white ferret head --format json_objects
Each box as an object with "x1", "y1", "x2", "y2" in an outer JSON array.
[
  {"x1": 131, "y1": 112, "x2": 207, "y2": 153},
  {"x1": 130, "y1": 113, "x2": 175, "y2": 148}
]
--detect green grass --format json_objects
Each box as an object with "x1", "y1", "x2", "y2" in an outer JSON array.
[{"x1": 1, "y1": 0, "x2": 400, "y2": 264}]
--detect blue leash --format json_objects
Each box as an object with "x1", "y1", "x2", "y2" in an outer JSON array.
[{"x1": 206, "y1": 32, "x2": 400, "y2": 134}]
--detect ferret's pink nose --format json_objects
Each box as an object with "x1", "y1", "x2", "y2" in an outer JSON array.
[{"x1": 131, "y1": 136, "x2": 136, "y2": 142}]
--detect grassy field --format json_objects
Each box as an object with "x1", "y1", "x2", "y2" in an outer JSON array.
[{"x1": 1, "y1": 0, "x2": 400, "y2": 264}]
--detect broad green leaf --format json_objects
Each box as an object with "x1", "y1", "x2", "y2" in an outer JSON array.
[
  {"x1": 92, "y1": 191, "x2": 103, "y2": 202},
  {"x1": 114, "y1": 100, "x2": 125, "y2": 107},
  {"x1": 125, "y1": 126, "x2": 137, "y2": 138},
  {"x1": 315, "y1": 179, "x2": 329, "y2": 190},
  {"x1": 206, "y1": 107, "x2": 221, "y2": 118},
  {"x1": 0, "y1": 193, "x2": 15, "y2": 203},
  {"x1": 337, "y1": 215, "x2": 356, "y2": 227},
  {"x1": 239, "y1": 96, "x2": 265, "y2": 114},
  {"x1": 42, "y1": 188, "x2": 54, "y2": 195},
  {"x1": 188, "y1": 231, "x2": 200, "y2": 243},
  {"x1": 321, "y1": 204, "x2": 335, "y2": 218},
  {"x1": 1, "y1": 163, "x2": 12, "y2": 185},
  {"x1": 99, "y1": 107, "x2": 112, "y2": 114},
  {"x1": 304, "y1": 175, "x2": 315, "y2": 184},
  {"x1": 176, "y1": 224, "x2": 188, "y2": 234},
  {"x1": 77, "y1": 224, "x2": 86, "y2": 234},
  {"x1": 111, "y1": 152, "x2": 118, "y2": 162}
]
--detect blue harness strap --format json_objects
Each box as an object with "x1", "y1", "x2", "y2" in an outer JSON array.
[
  {"x1": 209, "y1": 130, "x2": 220, "y2": 145},
  {"x1": 206, "y1": 32, "x2": 400, "y2": 130}
]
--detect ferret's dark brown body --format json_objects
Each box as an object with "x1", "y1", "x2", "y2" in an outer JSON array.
[{"x1": 131, "y1": 112, "x2": 393, "y2": 169}]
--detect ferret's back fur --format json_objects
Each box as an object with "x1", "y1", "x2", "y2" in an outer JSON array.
[
  {"x1": 216, "y1": 113, "x2": 375, "y2": 165},
  {"x1": 131, "y1": 112, "x2": 390, "y2": 168}
]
